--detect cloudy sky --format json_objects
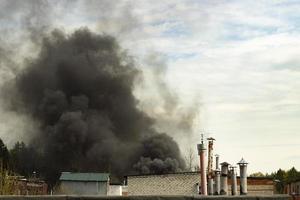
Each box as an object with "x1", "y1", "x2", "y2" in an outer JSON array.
[{"x1": 1, "y1": 0, "x2": 300, "y2": 174}]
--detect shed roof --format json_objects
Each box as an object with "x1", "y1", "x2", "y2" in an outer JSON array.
[{"x1": 60, "y1": 172, "x2": 109, "y2": 182}]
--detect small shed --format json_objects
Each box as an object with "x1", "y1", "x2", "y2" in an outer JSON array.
[{"x1": 59, "y1": 172, "x2": 110, "y2": 195}]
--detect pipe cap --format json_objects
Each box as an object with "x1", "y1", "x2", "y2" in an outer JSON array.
[
  {"x1": 220, "y1": 162, "x2": 230, "y2": 166},
  {"x1": 197, "y1": 143, "x2": 206, "y2": 151},
  {"x1": 237, "y1": 158, "x2": 248, "y2": 165}
]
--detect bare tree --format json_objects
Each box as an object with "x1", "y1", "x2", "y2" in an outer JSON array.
[{"x1": 185, "y1": 148, "x2": 196, "y2": 171}]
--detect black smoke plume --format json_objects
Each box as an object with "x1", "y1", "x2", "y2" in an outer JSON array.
[{"x1": 5, "y1": 28, "x2": 185, "y2": 185}]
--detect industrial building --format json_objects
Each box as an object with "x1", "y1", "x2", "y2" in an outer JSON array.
[
  {"x1": 126, "y1": 136, "x2": 275, "y2": 196},
  {"x1": 8, "y1": 176, "x2": 48, "y2": 195},
  {"x1": 125, "y1": 172, "x2": 274, "y2": 196}
]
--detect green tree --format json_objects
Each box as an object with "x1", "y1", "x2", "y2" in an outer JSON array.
[
  {"x1": 184, "y1": 148, "x2": 195, "y2": 172},
  {"x1": 10, "y1": 142, "x2": 39, "y2": 177},
  {"x1": 250, "y1": 172, "x2": 265, "y2": 177},
  {"x1": 273, "y1": 168, "x2": 286, "y2": 193},
  {"x1": 286, "y1": 167, "x2": 300, "y2": 183}
]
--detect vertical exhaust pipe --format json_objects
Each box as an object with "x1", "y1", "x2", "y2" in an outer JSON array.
[
  {"x1": 215, "y1": 154, "x2": 220, "y2": 170},
  {"x1": 220, "y1": 162, "x2": 229, "y2": 195},
  {"x1": 230, "y1": 166, "x2": 237, "y2": 196},
  {"x1": 197, "y1": 135, "x2": 207, "y2": 195},
  {"x1": 208, "y1": 178, "x2": 214, "y2": 195},
  {"x1": 207, "y1": 137, "x2": 215, "y2": 195},
  {"x1": 214, "y1": 154, "x2": 220, "y2": 195},
  {"x1": 237, "y1": 158, "x2": 248, "y2": 195}
]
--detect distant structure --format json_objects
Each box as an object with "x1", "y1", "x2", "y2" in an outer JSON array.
[
  {"x1": 284, "y1": 178, "x2": 300, "y2": 195},
  {"x1": 58, "y1": 172, "x2": 110, "y2": 195},
  {"x1": 9, "y1": 176, "x2": 47, "y2": 195}
]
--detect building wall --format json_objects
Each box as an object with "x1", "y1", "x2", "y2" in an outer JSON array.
[
  {"x1": 122, "y1": 186, "x2": 128, "y2": 196},
  {"x1": 60, "y1": 181, "x2": 108, "y2": 195},
  {"x1": 228, "y1": 177, "x2": 274, "y2": 195},
  {"x1": 285, "y1": 180, "x2": 300, "y2": 194},
  {"x1": 8, "y1": 178, "x2": 48, "y2": 195},
  {"x1": 128, "y1": 172, "x2": 200, "y2": 195},
  {"x1": 108, "y1": 185, "x2": 122, "y2": 196},
  {"x1": 0, "y1": 194, "x2": 291, "y2": 200},
  {"x1": 127, "y1": 172, "x2": 274, "y2": 196},
  {"x1": 228, "y1": 184, "x2": 274, "y2": 195},
  {"x1": 17, "y1": 181, "x2": 48, "y2": 195}
]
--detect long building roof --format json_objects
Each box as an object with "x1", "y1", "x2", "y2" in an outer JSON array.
[{"x1": 125, "y1": 171, "x2": 273, "y2": 180}]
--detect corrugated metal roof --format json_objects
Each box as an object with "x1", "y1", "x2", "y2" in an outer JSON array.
[{"x1": 59, "y1": 172, "x2": 109, "y2": 182}]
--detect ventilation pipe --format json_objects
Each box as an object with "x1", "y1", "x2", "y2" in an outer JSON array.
[
  {"x1": 197, "y1": 136, "x2": 207, "y2": 195},
  {"x1": 220, "y1": 162, "x2": 229, "y2": 195},
  {"x1": 237, "y1": 158, "x2": 248, "y2": 195},
  {"x1": 208, "y1": 177, "x2": 214, "y2": 195},
  {"x1": 230, "y1": 166, "x2": 237, "y2": 196},
  {"x1": 207, "y1": 137, "x2": 215, "y2": 195},
  {"x1": 214, "y1": 154, "x2": 220, "y2": 195}
]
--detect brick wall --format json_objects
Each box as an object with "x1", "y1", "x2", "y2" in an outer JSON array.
[
  {"x1": 128, "y1": 172, "x2": 200, "y2": 195},
  {"x1": 0, "y1": 194, "x2": 291, "y2": 200},
  {"x1": 127, "y1": 172, "x2": 274, "y2": 196}
]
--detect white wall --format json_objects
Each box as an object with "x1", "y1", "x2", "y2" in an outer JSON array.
[{"x1": 108, "y1": 185, "x2": 122, "y2": 196}]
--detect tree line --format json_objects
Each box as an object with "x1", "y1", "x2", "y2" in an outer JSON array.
[{"x1": 0, "y1": 138, "x2": 40, "y2": 178}]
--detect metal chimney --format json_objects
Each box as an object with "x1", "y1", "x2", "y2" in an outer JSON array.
[
  {"x1": 214, "y1": 154, "x2": 220, "y2": 195},
  {"x1": 215, "y1": 154, "x2": 220, "y2": 170},
  {"x1": 220, "y1": 162, "x2": 230, "y2": 195},
  {"x1": 229, "y1": 166, "x2": 237, "y2": 196},
  {"x1": 197, "y1": 135, "x2": 207, "y2": 195},
  {"x1": 207, "y1": 138, "x2": 215, "y2": 174},
  {"x1": 207, "y1": 137, "x2": 215, "y2": 195},
  {"x1": 208, "y1": 177, "x2": 214, "y2": 195},
  {"x1": 237, "y1": 158, "x2": 248, "y2": 195}
]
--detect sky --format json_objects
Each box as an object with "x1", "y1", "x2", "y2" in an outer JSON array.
[{"x1": 1, "y1": 0, "x2": 300, "y2": 174}]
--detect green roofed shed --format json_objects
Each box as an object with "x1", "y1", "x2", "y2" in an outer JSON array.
[{"x1": 58, "y1": 172, "x2": 110, "y2": 195}]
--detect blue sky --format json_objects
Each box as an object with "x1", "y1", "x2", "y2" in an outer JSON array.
[{"x1": 1, "y1": 0, "x2": 300, "y2": 174}]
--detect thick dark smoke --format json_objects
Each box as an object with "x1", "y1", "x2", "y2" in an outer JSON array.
[{"x1": 5, "y1": 28, "x2": 185, "y2": 185}]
